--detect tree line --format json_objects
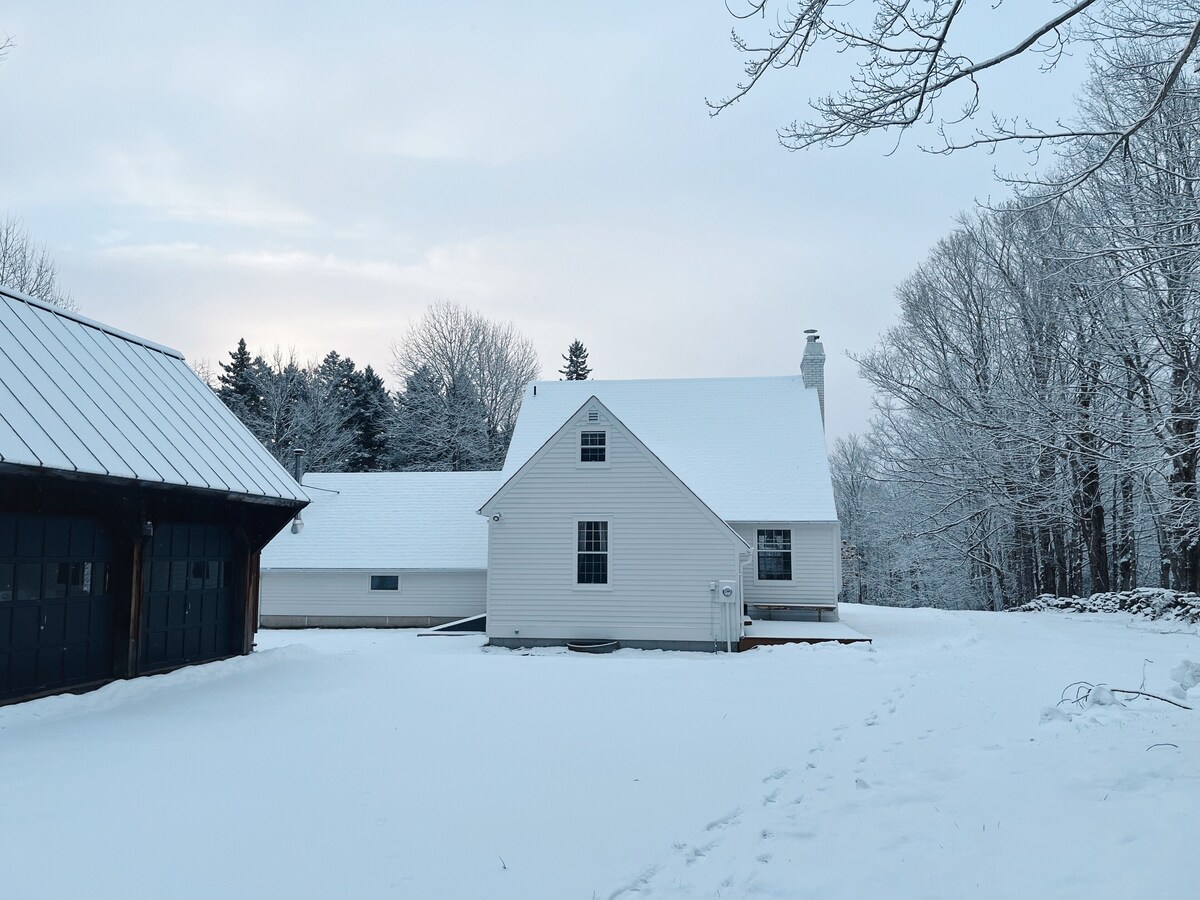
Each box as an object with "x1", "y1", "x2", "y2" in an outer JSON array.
[
  {"x1": 214, "y1": 301, "x2": 592, "y2": 474},
  {"x1": 834, "y1": 49, "x2": 1200, "y2": 608}
]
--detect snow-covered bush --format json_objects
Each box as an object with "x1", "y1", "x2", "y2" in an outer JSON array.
[{"x1": 1012, "y1": 589, "x2": 1200, "y2": 624}]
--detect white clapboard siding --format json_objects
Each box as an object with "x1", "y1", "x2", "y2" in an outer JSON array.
[
  {"x1": 482, "y1": 400, "x2": 747, "y2": 645},
  {"x1": 260, "y1": 570, "x2": 486, "y2": 619},
  {"x1": 732, "y1": 522, "x2": 842, "y2": 606}
]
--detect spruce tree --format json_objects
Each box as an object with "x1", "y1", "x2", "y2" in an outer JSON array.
[
  {"x1": 347, "y1": 365, "x2": 393, "y2": 471},
  {"x1": 392, "y1": 366, "x2": 453, "y2": 471},
  {"x1": 559, "y1": 339, "x2": 591, "y2": 380},
  {"x1": 217, "y1": 338, "x2": 265, "y2": 419}
]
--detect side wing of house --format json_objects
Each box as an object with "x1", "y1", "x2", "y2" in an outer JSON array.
[
  {"x1": 729, "y1": 521, "x2": 842, "y2": 611},
  {"x1": 258, "y1": 472, "x2": 497, "y2": 628},
  {"x1": 480, "y1": 398, "x2": 749, "y2": 651},
  {"x1": 260, "y1": 569, "x2": 486, "y2": 627}
]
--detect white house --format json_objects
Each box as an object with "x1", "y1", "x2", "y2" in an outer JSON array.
[
  {"x1": 259, "y1": 471, "x2": 502, "y2": 627},
  {"x1": 259, "y1": 335, "x2": 839, "y2": 649},
  {"x1": 481, "y1": 339, "x2": 839, "y2": 651}
]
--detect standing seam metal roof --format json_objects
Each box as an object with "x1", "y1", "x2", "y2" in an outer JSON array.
[{"x1": 0, "y1": 285, "x2": 307, "y2": 503}]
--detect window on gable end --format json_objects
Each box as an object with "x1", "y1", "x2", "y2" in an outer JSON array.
[{"x1": 580, "y1": 430, "x2": 606, "y2": 463}]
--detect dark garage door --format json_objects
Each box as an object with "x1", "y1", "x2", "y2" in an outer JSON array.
[
  {"x1": 0, "y1": 513, "x2": 119, "y2": 702},
  {"x1": 140, "y1": 523, "x2": 240, "y2": 671}
]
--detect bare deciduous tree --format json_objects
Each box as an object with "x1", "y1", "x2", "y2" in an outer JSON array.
[
  {"x1": 838, "y1": 59, "x2": 1200, "y2": 608},
  {"x1": 0, "y1": 217, "x2": 76, "y2": 310},
  {"x1": 711, "y1": 1, "x2": 1200, "y2": 190},
  {"x1": 392, "y1": 302, "x2": 539, "y2": 468}
]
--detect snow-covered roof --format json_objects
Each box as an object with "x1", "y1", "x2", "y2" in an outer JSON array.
[
  {"x1": 502, "y1": 376, "x2": 836, "y2": 522},
  {"x1": 0, "y1": 285, "x2": 306, "y2": 503},
  {"x1": 261, "y1": 471, "x2": 504, "y2": 570}
]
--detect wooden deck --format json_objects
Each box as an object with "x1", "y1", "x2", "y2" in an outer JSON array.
[{"x1": 739, "y1": 618, "x2": 871, "y2": 651}]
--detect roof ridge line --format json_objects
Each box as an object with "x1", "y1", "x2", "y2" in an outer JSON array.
[{"x1": 0, "y1": 284, "x2": 186, "y2": 360}]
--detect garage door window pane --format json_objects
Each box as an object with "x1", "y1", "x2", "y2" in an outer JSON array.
[
  {"x1": 44, "y1": 562, "x2": 69, "y2": 600},
  {"x1": 68, "y1": 561, "x2": 91, "y2": 596},
  {"x1": 16, "y1": 563, "x2": 41, "y2": 601},
  {"x1": 0, "y1": 563, "x2": 12, "y2": 602}
]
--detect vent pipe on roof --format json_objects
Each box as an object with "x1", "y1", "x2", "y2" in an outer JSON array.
[
  {"x1": 290, "y1": 448, "x2": 306, "y2": 535},
  {"x1": 801, "y1": 329, "x2": 826, "y2": 426}
]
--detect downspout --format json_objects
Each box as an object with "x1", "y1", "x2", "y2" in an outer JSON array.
[
  {"x1": 737, "y1": 548, "x2": 751, "y2": 651},
  {"x1": 720, "y1": 592, "x2": 729, "y2": 657}
]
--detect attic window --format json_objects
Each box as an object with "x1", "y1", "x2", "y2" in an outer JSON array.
[{"x1": 580, "y1": 431, "x2": 606, "y2": 463}]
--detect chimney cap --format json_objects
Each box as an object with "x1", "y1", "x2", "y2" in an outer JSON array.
[{"x1": 804, "y1": 329, "x2": 820, "y2": 342}]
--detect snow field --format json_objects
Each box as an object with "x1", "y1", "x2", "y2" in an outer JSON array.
[{"x1": 0, "y1": 605, "x2": 1195, "y2": 899}]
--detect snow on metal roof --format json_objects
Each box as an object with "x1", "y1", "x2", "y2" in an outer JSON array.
[
  {"x1": 0, "y1": 285, "x2": 306, "y2": 503},
  {"x1": 260, "y1": 471, "x2": 504, "y2": 570},
  {"x1": 502, "y1": 376, "x2": 837, "y2": 522}
]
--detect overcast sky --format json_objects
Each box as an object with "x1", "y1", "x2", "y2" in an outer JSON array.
[{"x1": 0, "y1": 2, "x2": 1087, "y2": 442}]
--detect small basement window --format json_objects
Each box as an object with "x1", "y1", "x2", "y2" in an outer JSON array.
[
  {"x1": 580, "y1": 430, "x2": 606, "y2": 463},
  {"x1": 369, "y1": 574, "x2": 400, "y2": 591},
  {"x1": 757, "y1": 529, "x2": 792, "y2": 581}
]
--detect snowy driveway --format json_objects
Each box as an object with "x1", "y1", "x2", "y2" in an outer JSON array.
[{"x1": 1, "y1": 605, "x2": 1196, "y2": 899}]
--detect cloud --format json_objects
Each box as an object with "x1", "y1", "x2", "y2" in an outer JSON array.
[{"x1": 99, "y1": 140, "x2": 314, "y2": 228}]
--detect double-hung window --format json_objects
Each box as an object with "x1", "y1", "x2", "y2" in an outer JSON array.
[
  {"x1": 756, "y1": 529, "x2": 792, "y2": 581},
  {"x1": 580, "y1": 431, "x2": 606, "y2": 463},
  {"x1": 577, "y1": 520, "x2": 608, "y2": 584}
]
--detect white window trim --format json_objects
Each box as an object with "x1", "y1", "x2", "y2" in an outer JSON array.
[
  {"x1": 755, "y1": 528, "x2": 795, "y2": 583},
  {"x1": 367, "y1": 573, "x2": 402, "y2": 593},
  {"x1": 572, "y1": 515, "x2": 613, "y2": 591},
  {"x1": 575, "y1": 427, "x2": 611, "y2": 469}
]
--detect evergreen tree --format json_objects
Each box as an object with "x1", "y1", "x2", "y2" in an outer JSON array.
[
  {"x1": 443, "y1": 377, "x2": 491, "y2": 471},
  {"x1": 347, "y1": 365, "x2": 393, "y2": 471},
  {"x1": 217, "y1": 338, "x2": 266, "y2": 419},
  {"x1": 559, "y1": 339, "x2": 591, "y2": 380},
  {"x1": 391, "y1": 366, "x2": 454, "y2": 471},
  {"x1": 391, "y1": 366, "x2": 491, "y2": 471}
]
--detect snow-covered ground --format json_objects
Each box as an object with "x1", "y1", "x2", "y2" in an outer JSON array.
[{"x1": 1, "y1": 605, "x2": 1196, "y2": 899}]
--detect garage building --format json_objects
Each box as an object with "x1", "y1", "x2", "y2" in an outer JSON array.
[{"x1": 0, "y1": 286, "x2": 307, "y2": 705}]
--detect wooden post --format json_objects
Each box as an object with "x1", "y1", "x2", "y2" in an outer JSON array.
[
  {"x1": 244, "y1": 548, "x2": 261, "y2": 654},
  {"x1": 126, "y1": 538, "x2": 145, "y2": 676}
]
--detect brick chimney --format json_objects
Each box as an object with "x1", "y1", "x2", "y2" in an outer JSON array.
[{"x1": 800, "y1": 329, "x2": 825, "y2": 426}]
